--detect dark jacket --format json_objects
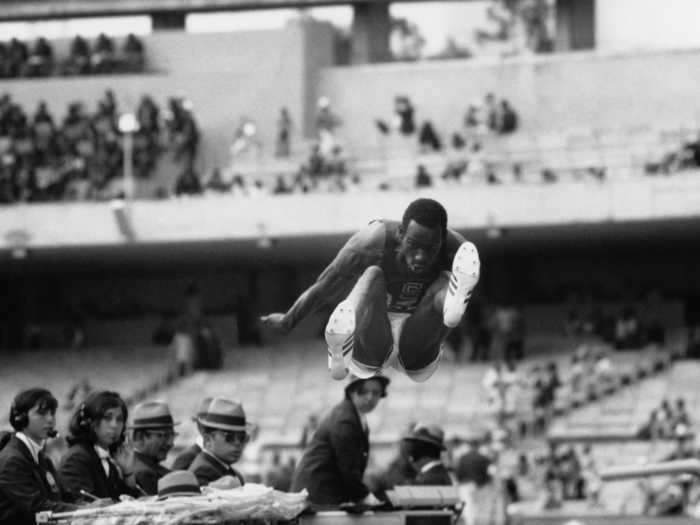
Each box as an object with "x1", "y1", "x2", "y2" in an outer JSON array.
[
  {"x1": 291, "y1": 399, "x2": 370, "y2": 505},
  {"x1": 59, "y1": 442, "x2": 136, "y2": 502},
  {"x1": 188, "y1": 450, "x2": 245, "y2": 487},
  {"x1": 0, "y1": 435, "x2": 77, "y2": 525},
  {"x1": 455, "y1": 449, "x2": 492, "y2": 487},
  {"x1": 414, "y1": 461, "x2": 454, "y2": 486},
  {"x1": 126, "y1": 451, "x2": 169, "y2": 496},
  {"x1": 171, "y1": 443, "x2": 201, "y2": 471}
]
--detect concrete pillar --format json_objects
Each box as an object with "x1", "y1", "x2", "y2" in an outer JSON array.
[
  {"x1": 351, "y1": 2, "x2": 391, "y2": 64},
  {"x1": 555, "y1": 0, "x2": 595, "y2": 51},
  {"x1": 151, "y1": 11, "x2": 187, "y2": 31}
]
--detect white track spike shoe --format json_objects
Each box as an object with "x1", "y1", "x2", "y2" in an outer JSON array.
[
  {"x1": 325, "y1": 301, "x2": 355, "y2": 380},
  {"x1": 443, "y1": 242, "x2": 480, "y2": 328}
]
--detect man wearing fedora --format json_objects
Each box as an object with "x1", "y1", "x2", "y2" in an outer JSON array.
[
  {"x1": 126, "y1": 401, "x2": 178, "y2": 496},
  {"x1": 189, "y1": 397, "x2": 250, "y2": 487},
  {"x1": 171, "y1": 397, "x2": 211, "y2": 471},
  {"x1": 291, "y1": 375, "x2": 388, "y2": 507},
  {"x1": 156, "y1": 470, "x2": 201, "y2": 500},
  {"x1": 402, "y1": 423, "x2": 453, "y2": 485}
]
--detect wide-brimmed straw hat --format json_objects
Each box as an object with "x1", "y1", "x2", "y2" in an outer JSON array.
[
  {"x1": 192, "y1": 397, "x2": 213, "y2": 422},
  {"x1": 197, "y1": 397, "x2": 254, "y2": 432},
  {"x1": 157, "y1": 470, "x2": 201, "y2": 499},
  {"x1": 127, "y1": 401, "x2": 179, "y2": 430}
]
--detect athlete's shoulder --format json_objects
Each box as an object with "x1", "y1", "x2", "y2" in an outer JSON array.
[{"x1": 345, "y1": 220, "x2": 388, "y2": 253}]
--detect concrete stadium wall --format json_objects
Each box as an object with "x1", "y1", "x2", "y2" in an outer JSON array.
[{"x1": 319, "y1": 49, "x2": 700, "y2": 151}]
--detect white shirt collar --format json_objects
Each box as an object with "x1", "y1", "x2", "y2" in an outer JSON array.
[
  {"x1": 94, "y1": 445, "x2": 111, "y2": 476},
  {"x1": 16, "y1": 432, "x2": 44, "y2": 464},
  {"x1": 420, "y1": 460, "x2": 443, "y2": 474},
  {"x1": 202, "y1": 448, "x2": 233, "y2": 470},
  {"x1": 196, "y1": 435, "x2": 204, "y2": 448}
]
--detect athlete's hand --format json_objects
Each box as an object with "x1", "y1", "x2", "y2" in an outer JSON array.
[{"x1": 259, "y1": 312, "x2": 292, "y2": 334}]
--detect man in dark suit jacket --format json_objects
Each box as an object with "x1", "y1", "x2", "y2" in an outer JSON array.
[
  {"x1": 171, "y1": 397, "x2": 210, "y2": 471},
  {"x1": 0, "y1": 388, "x2": 78, "y2": 525},
  {"x1": 455, "y1": 439, "x2": 492, "y2": 487},
  {"x1": 401, "y1": 423, "x2": 453, "y2": 486},
  {"x1": 188, "y1": 397, "x2": 249, "y2": 487},
  {"x1": 291, "y1": 375, "x2": 389, "y2": 506},
  {"x1": 125, "y1": 401, "x2": 178, "y2": 495}
]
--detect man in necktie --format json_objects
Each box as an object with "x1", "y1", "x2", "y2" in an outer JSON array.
[
  {"x1": 171, "y1": 397, "x2": 211, "y2": 470},
  {"x1": 125, "y1": 401, "x2": 178, "y2": 495},
  {"x1": 188, "y1": 398, "x2": 251, "y2": 487}
]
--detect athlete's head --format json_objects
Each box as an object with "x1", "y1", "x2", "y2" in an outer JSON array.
[{"x1": 398, "y1": 198, "x2": 447, "y2": 274}]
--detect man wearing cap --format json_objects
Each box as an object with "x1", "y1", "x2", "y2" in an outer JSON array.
[
  {"x1": 126, "y1": 401, "x2": 178, "y2": 495},
  {"x1": 291, "y1": 375, "x2": 388, "y2": 507},
  {"x1": 402, "y1": 423, "x2": 453, "y2": 486},
  {"x1": 171, "y1": 397, "x2": 211, "y2": 471},
  {"x1": 189, "y1": 397, "x2": 249, "y2": 487}
]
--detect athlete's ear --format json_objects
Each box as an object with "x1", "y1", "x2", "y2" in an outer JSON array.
[{"x1": 397, "y1": 224, "x2": 405, "y2": 240}]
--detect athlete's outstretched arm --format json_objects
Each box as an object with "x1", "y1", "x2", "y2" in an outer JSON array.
[{"x1": 260, "y1": 223, "x2": 385, "y2": 334}]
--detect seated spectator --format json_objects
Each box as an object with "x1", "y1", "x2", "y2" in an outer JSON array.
[
  {"x1": 122, "y1": 33, "x2": 145, "y2": 72},
  {"x1": 171, "y1": 398, "x2": 212, "y2": 470},
  {"x1": 276, "y1": 107, "x2": 292, "y2": 157},
  {"x1": 125, "y1": 401, "x2": 178, "y2": 495},
  {"x1": 189, "y1": 397, "x2": 250, "y2": 487},
  {"x1": 401, "y1": 423, "x2": 453, "y2": 485},
  {"x1": 394, "y1": 96, "x2": 415, "y2": 136},
  {"x1": 156, "y1": 470, "x2": 201, "y2": 500},
  {"x1": 204, "y1": 168, "x2": 232, "y2": 194},
  {"x1": 498, "y1": 99, "x2": 518, "y2": 134},
  {"x1": 8, "y1": 38, "x2": 29, "y2": 78},
  {"x1": 272, "y1": 174, "x2": 291, "y2": 195},
  {"x1": 59, "y1": 390, "x2": 137, "y2": 502},
  {"x1": 67, "y1": 35, "x2": 91, "y2": 75},
  {"x1": 0, "y1": 388, "x2": 79, "y2": 524},
  {"x1": 26, "y1": 37, "x2": 53, "y2": 77},
  {"x1": 414, "y1": 164, "x2": 432, "y2": 188},
  {"x1": 615, "y1": 307, "x2": 641, "y2": 349},
  {"x1": 92, "y1": 33, "x2": 115, "y2": 74},
  {"x1": 175, "y1": 165, "x2": 203, "y2": 196},
  {"x1": 418, "y1": 120, "x2": 441, "y2": 152}
]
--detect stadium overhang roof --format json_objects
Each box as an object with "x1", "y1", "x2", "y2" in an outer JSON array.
[{"x1": 0, "y1": 0, "x2": 471, "y2": 21}]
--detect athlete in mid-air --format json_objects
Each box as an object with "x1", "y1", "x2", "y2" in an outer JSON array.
[{"x1": 260, "y1": 198, "x2": 480, "y2": 382}]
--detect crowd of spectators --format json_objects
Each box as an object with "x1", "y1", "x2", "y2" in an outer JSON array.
[
  {"x1": 644, "y1": 132, "x2": 700, "y2": 176},
  {"x1": 638, "y1": 398, "x2": 692, "y2": 441},
  {"x1": 0, "y1": 33, "x2": 145, "y2": 79},
  {"x1": 0, "y1": 90, "x2": 199, "y2": 204}
]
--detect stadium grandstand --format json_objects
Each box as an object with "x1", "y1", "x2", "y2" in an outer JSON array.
[{"x1": 3, "y1": 0, "x2": 700, "y2": 524}]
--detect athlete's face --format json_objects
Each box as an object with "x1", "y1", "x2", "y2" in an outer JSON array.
[{"x1": 398, "y1": 220, "x2": 443, "y2": 274}]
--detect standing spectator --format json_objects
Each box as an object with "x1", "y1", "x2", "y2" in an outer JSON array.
[
  {"x1": 394, "y1": 96, "x2": 415, "y2": 136},
  {"x1": 125, "y1": 401, "x2": 177, "y2": 495},
  {"x1": 188, "y1": 397, "x2": 250, "y2": 487},
  {"x1": 7, "y1": 38, "x2": 29, "y2": 77},
  {"x1": 276, "y1": 107, "x2": 292, "y2": 157},
  {"x1": 59, "y1": 391, "x2": 137, "y2": 502},
  {"x1": 0, "y1": 388, "x2": 79, "y2": 524},
  {"x1": 455, "y1": 435, "x2": 491, "y2": 487},
  {"x1": 418, "y1": 121, "x2": 441, "y2": 152},
  {"x1": 167, "y1": 97, "x2": 199, "y2": 170},
  {"x1": 484, "y1": 93, "x2": 499, "y2": 132},
  {"x1": 291, "y1": 375, "x2": 389, "y2": 507},
  {"x1": 315, "y1": 97, "x2": 341, "y2": 157},
  {"x1": 174, "y1": 164, "x2": 202, "y2": 196}
]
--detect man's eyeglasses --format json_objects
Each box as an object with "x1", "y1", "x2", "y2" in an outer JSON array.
[{"x1": 217, "y1": 430, "x2": 249, "y2": 444}]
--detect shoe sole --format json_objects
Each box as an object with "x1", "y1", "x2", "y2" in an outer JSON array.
[
  {"x1": 325, "y1": 301, "x2": 355, "y2": 380},
  {"x1": 444, "y1": 242, "x2": 480, "y2": 327}
]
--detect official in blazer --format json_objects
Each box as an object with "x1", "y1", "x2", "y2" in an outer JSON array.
[
  {"x1": 189, "y1": 397, "x2": 250, "y2": 486},
  {"x1": 59, "y1": 391, "x2": 137, "y2": 502},
  {"x1": 0, "y1": 388, "x2": 78, "y2": 525},
  {"x1": 291, "y1": 374, "x2": 389, "y2": 507}
]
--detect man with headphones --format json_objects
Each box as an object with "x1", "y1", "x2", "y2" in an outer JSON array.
[{"x1": 0, "y1": 388, "x2": 79, "y2": 525}]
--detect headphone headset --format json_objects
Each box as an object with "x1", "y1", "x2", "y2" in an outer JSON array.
[
  {"x1": 9, "y1": 403, "x2": 28, "y2": 430},
  {"x1": 77, "y1": 402, "x2": 93, "y2": 429}
]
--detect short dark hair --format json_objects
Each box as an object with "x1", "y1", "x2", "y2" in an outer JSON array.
[
  {"x1": 67, "y1": 390, "x2": 128, "y2": 452},
  {"x1": 10, "y1": 388, "x2": 58, "y2": 431},
  {"x1": 404, "y1": 439, "x2": 441, "y2": 461},
  {"x1": 344, "y1": 377, "x2": 389, "y2": 400},
  {"x1": 401, "y1": 198, "x2": 448, "y2": 235}
]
